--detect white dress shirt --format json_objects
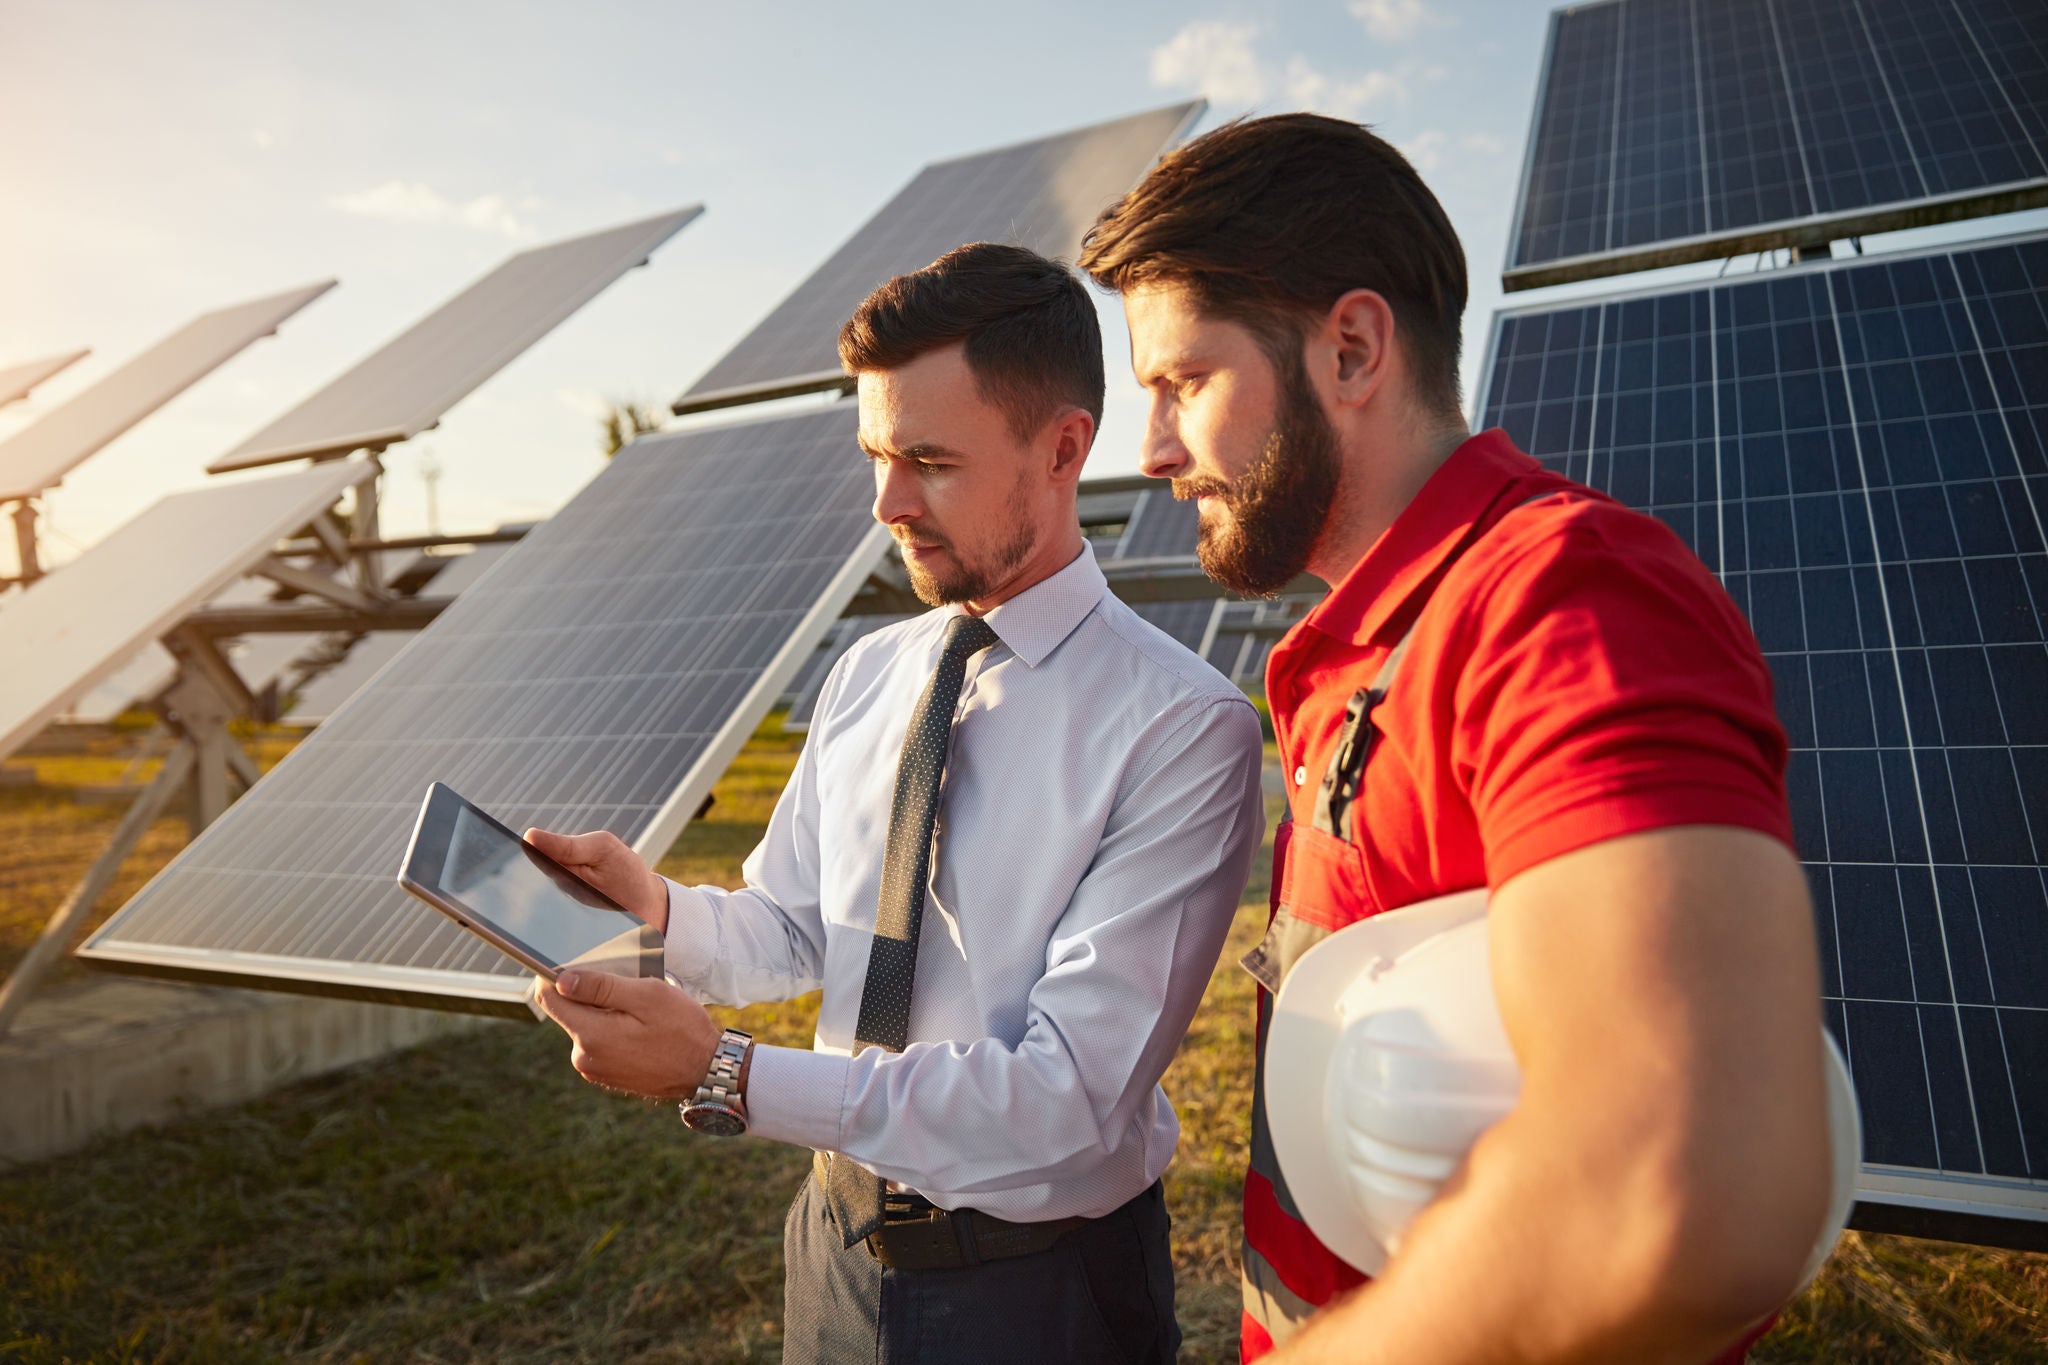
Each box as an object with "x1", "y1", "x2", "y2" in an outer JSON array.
[{"x1": 663, "y1": 543, "x2": 1265, "y2": 1221}]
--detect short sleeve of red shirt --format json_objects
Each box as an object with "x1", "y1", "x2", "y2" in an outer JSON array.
[{"x1": 1444, "y1": 500, "x2": 1795, "y2": 886}]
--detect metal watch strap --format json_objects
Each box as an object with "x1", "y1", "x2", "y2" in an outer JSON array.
[{"x1": 691, "y1": 1027, "x2": 751, "y2": 1111}]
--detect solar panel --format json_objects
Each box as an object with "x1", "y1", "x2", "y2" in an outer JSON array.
[
  {"x1": 673, "y1": 103, "x2": 1203, "y2": 414},
  {"x1": 0, "y1": 463, "x2": 375, "y2": 762},
  {"x1": 59, "y1": 578, "x2": 282, "y2": 725},
  {"x1": 207, "y1": 208, "x2": 702, "y2": 473},
  {"x1": 82, "y1": 405, "x2": 891, "y2": 1014},
  {"x1": 1476, "y1": 231, "x2": 2048, "y2": 1238},
  {"x1": 273, "y1": 541, "x2": 521, "y2": 723},
  {"x1": 1504, "y1": 0, "x2": 2048, "y2": 291},
  {"x1": 0, "y1": 350, "x2": 88, "y2": 409},
  {"x1": 1114, "y1": 487, "x2": 1216, "y2": 653},
  {"x1": 781, "y1": 614, "x2": 908, "y2": 733},
  {"x1": 0, "y1": 285, "x2": 334, "y2": 502}
]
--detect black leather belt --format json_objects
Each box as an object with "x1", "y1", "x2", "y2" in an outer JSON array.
[{"x1": 812, "y1": 1152, "x2": 1091, "y2": 1270}]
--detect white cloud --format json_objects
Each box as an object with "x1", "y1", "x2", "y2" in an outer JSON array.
[
  {"x1": 1152, "y1": 19, "x2": 1436, "y2": 121},
  {"x1": 328, "y1": 180, "x2": 533, "y2": 237},
  {"x1": 1282, "y1": 56, "x2": 1415, "y2": 119},
  {"x1": 1397, "y1": 129, "x2": 1449, "y2": 171},
  {"x1": 250, "y1": 129, "x2": 276, "y2": 151},
  {"x1": 1395, "y1": 129, "x2": 1509, "y2": 173},
  {"x1": 1349, "y1": 0, "x2": 1438, "y2": 42},
  {"x1": 1150, "y1": 20, "x2": 1267, "y2": 106}
]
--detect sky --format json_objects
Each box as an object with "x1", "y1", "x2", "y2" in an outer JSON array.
[{"x1": 1, "y1": 0, "x2": 2038, "y2": 575}]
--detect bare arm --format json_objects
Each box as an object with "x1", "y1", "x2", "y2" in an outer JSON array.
[{"x1": 1269, "y1": 825, "x2": 1831, "y2": 1364}]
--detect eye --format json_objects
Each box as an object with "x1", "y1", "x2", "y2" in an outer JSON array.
[{"x1": 1175, "y1": 373, "x2": 1206, "y2": 399}]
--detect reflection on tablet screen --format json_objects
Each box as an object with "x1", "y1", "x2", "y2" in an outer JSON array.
[{"x1": 445, "y1": 805, "x2": 639, "y2": 969}]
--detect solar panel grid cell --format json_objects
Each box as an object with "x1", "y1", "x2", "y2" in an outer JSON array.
[
  {"x1": 1479, "y1": 235, "x2": 2048, "y2": 1221},
  {"x1": 676, "y1": 104, "x2": 1201, "y2": 412},
  {"x1": 208, "y1": 209, "x2": 700, "y2": 473},
  {"x1": 1508, "y1": 0, "x2": 2048, "y2": 287},
  {"x1": 81, "y1": 408, "x2": 889, "y2": 1011},
  {"x1": 1514, "y1": 4, "x2": 1623, "y2": 268}
]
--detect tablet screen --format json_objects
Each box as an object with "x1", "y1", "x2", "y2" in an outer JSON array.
[{"x1": 442, "y1": 802, "x2": 650, "y2": 973}]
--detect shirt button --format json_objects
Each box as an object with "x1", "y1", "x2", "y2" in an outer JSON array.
[{"x1": 1293, "y1": 766, "x2": 1307, "y2": 786}]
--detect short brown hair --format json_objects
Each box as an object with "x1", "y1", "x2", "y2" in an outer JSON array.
[
  {"x1": 838, "y1": 242, "x2": 1105, "y2": 441},
  {"x1": 1080, "y1": 114, "x2": 1467, "y2": 418}
]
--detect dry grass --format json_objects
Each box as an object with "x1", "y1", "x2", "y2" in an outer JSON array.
[{"x1": 1, "y1": 716, "x2": 2042, "y2": 1362}]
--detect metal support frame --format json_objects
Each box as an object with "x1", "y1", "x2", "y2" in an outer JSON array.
[
  {"x1": 0, "y1": 650, "x2": 264, "y2": 1039},
  {"x1": 9, "y1": 497, "x2": 41, "y2": 584},
  {"x1": 0, "y1": 744, "x2": 197, "y2": 1038},
  {"x1": 252, "y1": 554, "x2": 376, "y2": 611}
]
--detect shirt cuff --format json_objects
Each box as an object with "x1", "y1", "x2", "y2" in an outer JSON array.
[
  {"x1": 744, "y1": 1043, "x2": 849, "y2": 1152},
  {"x1": 659, "y1": 876, "x2": 720, "y2": 994}
]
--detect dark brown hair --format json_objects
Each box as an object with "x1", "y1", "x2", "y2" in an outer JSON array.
[
  {"x1": 1079, "y1": 113, "x2": 1468, "y2": 418},
  {"x1": 838, "y1": 241, "x2": 1105, "y2": 441}
]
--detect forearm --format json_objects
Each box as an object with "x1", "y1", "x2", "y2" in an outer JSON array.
[
  {"x1": 1267, "y1": 1112, "x2": 1773, "y2": 1365},
  {"x1": 662, "y1": 876, "x2": 825, "y2": 1006},
  {"x1": 744, "y1": 1030, "x2": 1151, "y2": 1194}
]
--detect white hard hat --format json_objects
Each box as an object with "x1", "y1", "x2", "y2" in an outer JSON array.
[{"x1": 1263, "y1": 888, "x2": 1861, "y2": 1285}]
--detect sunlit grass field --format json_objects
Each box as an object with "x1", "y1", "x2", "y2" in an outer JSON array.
[{"x1": 2, "y1": 715, "x2": 2043, "y2": 1362}]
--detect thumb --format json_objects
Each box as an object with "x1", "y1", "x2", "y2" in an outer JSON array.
[{"x1": 554, "y1": 969, "x2": 616, "y2": 1008}]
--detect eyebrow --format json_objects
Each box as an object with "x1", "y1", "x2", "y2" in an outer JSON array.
[{"x1": 856, "y1": 437, "x2": 966, "y2": 462}]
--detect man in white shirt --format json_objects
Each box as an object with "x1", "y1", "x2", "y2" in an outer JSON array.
[{"x1": 529, "y1": 241, "x2": 1266, "y2": 1363}]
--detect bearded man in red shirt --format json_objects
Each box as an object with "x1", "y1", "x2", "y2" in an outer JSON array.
[{"x1": 1080, "y1": 113, "x2": 1835, "y2": 1364}]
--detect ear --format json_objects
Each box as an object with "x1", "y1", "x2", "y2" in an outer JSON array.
[
  {"x1": 1045, "y1": 407, "x2": 1096, "y2": 484},
  {"x1": 1317, "y1": 289, "x2": 1398, "y2": 411}
]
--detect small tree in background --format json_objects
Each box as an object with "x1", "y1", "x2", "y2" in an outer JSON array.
[{"x1": 600, "y1": 400, "x2": 667, "y2": 457}]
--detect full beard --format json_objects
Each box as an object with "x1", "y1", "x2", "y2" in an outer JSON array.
[{"x1": 1173, "y1": 348, "x2": 1340, "y2": 597}]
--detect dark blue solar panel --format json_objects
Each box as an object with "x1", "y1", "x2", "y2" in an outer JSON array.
[
  {"x1": 1508, "y1": 0, "x2": 2048, "y2": 284},
  {"x1": 1112, "y1": 489, "x2": 1214, "y2": 654},
  {"x1": 1481, "y1": 235, "x2": 2048, "y2": 1224}
]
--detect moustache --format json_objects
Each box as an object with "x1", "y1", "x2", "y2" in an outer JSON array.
[
  {"x1": 1172, "y1": 477, "x2": 1233, "y2": 503},
  {"x1": 893, "y1": 528, "x2": 950, "y2": 552}
]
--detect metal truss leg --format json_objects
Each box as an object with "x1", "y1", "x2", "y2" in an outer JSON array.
[
  {"x1": 10, "y1": 499, "x2": 40, "y2": 584},
  {"x1": 0, "y1": 745, "x2": 197, "y2": 1039}
]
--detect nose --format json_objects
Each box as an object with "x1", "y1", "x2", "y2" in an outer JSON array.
[
  {"x1": 871, "y1": 456, "x2": 924, "y2": 529},
  {"x1": 1137, "y1": 391, "x2": 1189, "y2": 481}
]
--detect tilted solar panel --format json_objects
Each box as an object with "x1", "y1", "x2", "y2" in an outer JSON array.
[
  {"x1": 1505, "y1": 0, "x2": 2048, "y2": 290},
  {"x1": 207, "y1": 208, "x2": 701, "y2": 473},
  {"x1": 1114, "y1": 487, "x2": 1216, "y2": 653},
  {"x1": 82, "y1": 405, "x2": 890, "y2": 1015},
  {"x1": 0, "y1": 462, "x2": 375, "y2": 761},
  {"x1": 1476, "y1": 232, "x2": 2048, "y2": 1241},
  {"x1": 673, "y1": 103, "x2": 1203, "y2": 415},
  {"x1": 782, "y1": 614, "x2": 907, "y2": 734},
  {"x1": 0, "y1": 350, "x2": 88, "y2": 410},
  {"x1": 0, "y1": 285, "x2": 334, "y2": 502}
]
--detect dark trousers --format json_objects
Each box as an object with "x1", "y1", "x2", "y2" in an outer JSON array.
[{"x1": 781, "y1": 1175, "x2": 1181, "y2": 1365}]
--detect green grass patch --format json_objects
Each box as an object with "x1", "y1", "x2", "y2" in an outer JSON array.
[{"x1": 1, "y1": 714, "x2": 2042, "y2": 1362}]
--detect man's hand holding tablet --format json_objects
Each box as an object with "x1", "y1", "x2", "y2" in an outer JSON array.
[
  {"x1": 518, "y1": 829, "x2": 726, "y2": 1102},
  {"x1": 396, "y1": 782, "x2": 727, "y2": 1103},
  {"x1": 522, "y1": 828, "x2": 671, "y2": 935}
]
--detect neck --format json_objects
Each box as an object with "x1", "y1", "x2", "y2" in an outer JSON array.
[
  {"x1": 1305, "y1": 416, "x2": 1469, "y2": 586},
  {"x1": 964, "y1": 523, "x2": 1085, "y2": 615}
]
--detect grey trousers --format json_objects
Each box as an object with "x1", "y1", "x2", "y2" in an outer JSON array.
[{"x1": 780, "y1": 1176, "x2": 1181, "y2": 1365}]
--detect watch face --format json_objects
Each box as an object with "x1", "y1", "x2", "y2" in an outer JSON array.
[{"x1": 682, "y1": 1101, "x2": 746, "y2": 1138}]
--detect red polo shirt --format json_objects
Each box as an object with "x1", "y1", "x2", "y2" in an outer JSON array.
[
  {"x1": 1268, "y1": 427, "x2": 1792, "y2": 900},
  {"x1": 1242, "y1": 428, "x2": 1794, "y2": 1360}
]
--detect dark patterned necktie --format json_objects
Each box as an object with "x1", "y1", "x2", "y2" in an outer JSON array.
[{"x1": 825, "y1": 613, "x2": 1001, "y2": 1247}]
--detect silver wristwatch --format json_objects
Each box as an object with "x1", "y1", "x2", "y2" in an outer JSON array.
[{"x1": 680, "y1": 1027, "x2": 752, "y2": 1136}]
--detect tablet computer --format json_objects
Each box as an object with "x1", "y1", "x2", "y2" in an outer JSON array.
[{"x1": 397, "y1": 781, "x2": 662, "y2": 983}]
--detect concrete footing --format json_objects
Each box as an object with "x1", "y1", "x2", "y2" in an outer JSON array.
[{"x1": 0, "y1": 977, "x2": 494, "y2": 1167}]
